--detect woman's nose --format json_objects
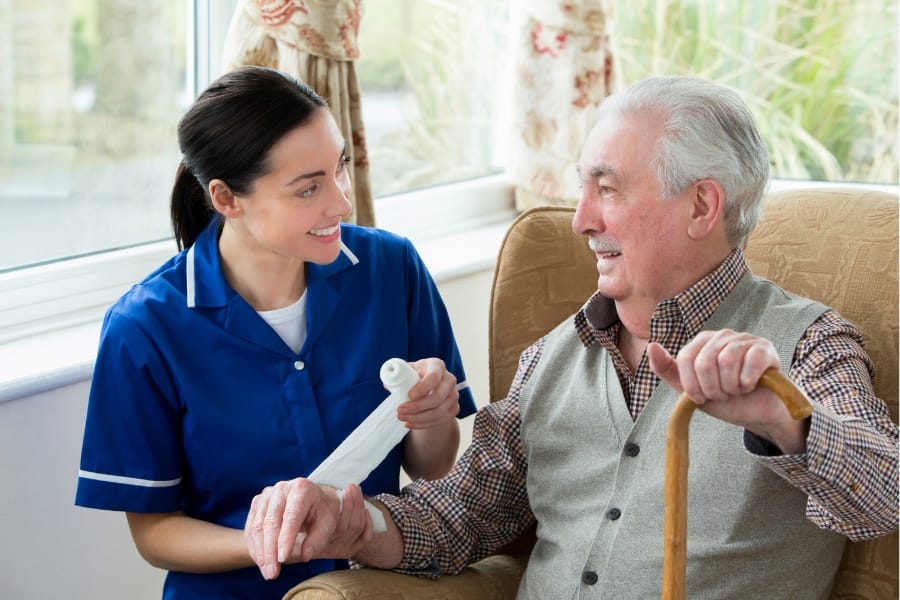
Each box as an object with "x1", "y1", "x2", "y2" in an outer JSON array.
[{"x1": 329, "y1": 176, "x2": 353, "y2": 217}]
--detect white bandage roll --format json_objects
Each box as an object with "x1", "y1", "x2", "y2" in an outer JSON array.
[{"x1": 308, "y1": 358, "x2": 420, "y2": 532}]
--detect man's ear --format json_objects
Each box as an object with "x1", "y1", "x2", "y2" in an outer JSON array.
[
  {"x1": 209, "y1": 179, "x2": 240, "y2": 217},
  {"x1": 687, "y1": 179, "x2": 725, "y2": 240}
]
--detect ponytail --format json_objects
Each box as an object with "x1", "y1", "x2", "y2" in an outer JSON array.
[{"x1": 170, "y1": 161, "x2": 214, "y2": 251}]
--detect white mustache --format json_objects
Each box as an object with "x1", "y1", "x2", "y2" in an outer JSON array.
[{"x1": 588, "y1": 238, "x2": 621, "y2": 254}]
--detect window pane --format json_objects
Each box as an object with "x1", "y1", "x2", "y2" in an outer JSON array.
[
  {"x1": 0, "y1": 0, "x2": 188, "y2": 272},
  {"x1": 614, "y1": 0, "x2": 899, "y2": 185},
  {"x1": 357, "y1": 0, "x2": 509, "y2": 197}
]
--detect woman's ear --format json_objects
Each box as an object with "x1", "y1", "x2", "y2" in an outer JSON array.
[
  {"x1": 687, "y1": 179, "x2": 725, "y2": 241},
  {"x1": 208, "y1": 179, "x2": 240, "y2": 217}
]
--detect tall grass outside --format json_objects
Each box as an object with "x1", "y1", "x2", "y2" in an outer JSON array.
[
  {"x1": 614, "y1": 0, "x2": 899, "y2": 185},
  {"x1": 357, "y1": 0, "x2": 509, "y2": 197}
]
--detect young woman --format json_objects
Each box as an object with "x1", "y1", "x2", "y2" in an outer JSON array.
[{"x1": 75, "y1": 66, "x2": 477, "y2": 599}]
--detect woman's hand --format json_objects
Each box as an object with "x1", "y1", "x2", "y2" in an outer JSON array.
[
  {"x1": 398, "y1": 358, "x2": 463, "y2": 479},
  {"x1": 398, "y1": 358, "x2": 460, "y2": 430}
]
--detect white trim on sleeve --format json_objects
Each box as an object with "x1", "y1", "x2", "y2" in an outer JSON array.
[{"x1": 78, "y1": 469, "x2": 182, "y2": 488}]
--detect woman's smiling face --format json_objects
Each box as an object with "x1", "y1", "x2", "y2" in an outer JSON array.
[{"x1": 229, "y1": 108, "x2": 353, "y2": 265}]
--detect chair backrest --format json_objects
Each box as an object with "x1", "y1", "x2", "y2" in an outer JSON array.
[
  {"x1": 488, "y1": 206, "x2": 595, "y2": 403},
  {"x1": 487, "y1": 188, "x2": 898, "y2": 599},
  {"x1": 743, "y1": 187, "x2": 898, "y2": 600}
]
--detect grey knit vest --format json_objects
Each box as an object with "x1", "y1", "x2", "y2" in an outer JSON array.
[{"x1": 517, "y1": 273, "x2": 847, "y2": 600}]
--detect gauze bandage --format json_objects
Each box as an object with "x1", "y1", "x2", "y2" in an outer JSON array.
[{"x1": 308, "y1": 358, "x2": 420, "y2": 532}]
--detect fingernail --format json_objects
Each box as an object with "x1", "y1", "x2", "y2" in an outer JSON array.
[{"x1": 264, "y1": 564, "x2": 276, "y2": 580}]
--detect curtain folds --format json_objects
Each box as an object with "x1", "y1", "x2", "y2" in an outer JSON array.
[
  {"x1": 222, "y1": 0, "x2": 374, "y2": 227},
  {"x1": 510, "y1": 0, "x2": 617, "y2": 211}
]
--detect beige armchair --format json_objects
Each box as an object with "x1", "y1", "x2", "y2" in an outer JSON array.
[{"x1": 285, "y1": 187, "x2": 899, "y2": 600}]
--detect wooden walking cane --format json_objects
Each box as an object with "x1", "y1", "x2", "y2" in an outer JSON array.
[{"x1": 661, "y1": 369, "x2": 814, "y2": 600}]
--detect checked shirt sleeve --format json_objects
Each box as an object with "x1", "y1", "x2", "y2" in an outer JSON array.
[
  {"x1": 746, "y1": 310, "x2": 899, "y2": 540},
  {"x1": 374, "y1": 339, "x2": 545, "y2": 577}
]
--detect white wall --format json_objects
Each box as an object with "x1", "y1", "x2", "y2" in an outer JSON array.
[
  {"x1": 0, "y1": 268, "x2": 493, "y2": 600},
  {"x1": 0, "y1": 380, "x2": 165, "y2": 599}
]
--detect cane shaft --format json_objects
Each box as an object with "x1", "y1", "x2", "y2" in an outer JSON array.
[{"x1": 661, "y1": 368, "x2": 812, "y2": 600}]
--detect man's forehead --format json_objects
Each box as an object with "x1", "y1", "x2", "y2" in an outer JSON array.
[
  {"x1": 578, "y1": 111, "x2": 662, "y2": 176},
  {"x1": 577, "y1": 122, "x2": 621, "y2": 178}
]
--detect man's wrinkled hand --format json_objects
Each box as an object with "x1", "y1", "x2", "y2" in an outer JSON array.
[
  {"x1": 647, "y1": 329, "x2": 808, "y2": 452},
  {"x1": 244, "y1": 480, "x2": 372, "y2": 580}
]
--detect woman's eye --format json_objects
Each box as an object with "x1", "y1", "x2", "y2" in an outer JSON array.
[
  {"x1": 337, "y1": 154, "x2": 352, "y2": 173},
  {"x1": 299, "y1": 184, "x2": 319, "y2": 198}
]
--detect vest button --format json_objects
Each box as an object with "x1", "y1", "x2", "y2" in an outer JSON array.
[
  {"x1": 624, "y1": 442, "x2": 640, "y2": 457},
  {"x1": 607, "y1": 507, "x2": 621, "y2": 520},
  {"x1": 582, "y1": 570, "x2": 599, "y2": 585}
]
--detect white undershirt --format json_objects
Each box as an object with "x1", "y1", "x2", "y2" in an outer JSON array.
[{"x1": 257, "y1": 291, "x2": 307, "y2": 354}]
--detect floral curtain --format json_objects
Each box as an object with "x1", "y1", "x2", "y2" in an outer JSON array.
[
  {"x1": 222, "y1": 0, "x2": 375, "y2": 227},
  {"x1": 510, "y1": 0, "x2": 617, "y2": 211}
]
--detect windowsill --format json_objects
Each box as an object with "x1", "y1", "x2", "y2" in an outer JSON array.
[
  {"x1": 0, "y1": 322, "x2": 100, "y2": 403},
  {"x1": 0, "y1": 220, "x2": 513, "y2": 405}
]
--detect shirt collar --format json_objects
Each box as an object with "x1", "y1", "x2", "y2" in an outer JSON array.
[
  {"x1": 185, "y1": 217, "x2": 360, "y2": 308},
  {"x1": 574, "y1": 248, "x2": 749, "y2": 346}
]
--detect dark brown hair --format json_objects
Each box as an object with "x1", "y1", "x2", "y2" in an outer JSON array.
[{"x1": 170, "y1": 66, "x2": 327, "y2": 250}]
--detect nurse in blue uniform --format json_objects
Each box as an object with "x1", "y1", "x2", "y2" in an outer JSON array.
[{"x1": 75, "y1": 66, "x2": 477, "y2": 599}]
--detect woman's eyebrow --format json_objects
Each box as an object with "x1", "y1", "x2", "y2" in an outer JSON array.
[{"x1": 285, "y1": 144, "x2": 348, "y2": 187}]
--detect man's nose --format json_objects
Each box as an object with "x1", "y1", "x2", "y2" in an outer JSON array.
[{"x1": 572, "y1": 194, "x2": 603, "y2": 236}]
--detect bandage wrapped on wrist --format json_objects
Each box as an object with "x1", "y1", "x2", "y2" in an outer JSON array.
[{"x1": 308, "y1": 358, "x2": 419, "y2": 532}]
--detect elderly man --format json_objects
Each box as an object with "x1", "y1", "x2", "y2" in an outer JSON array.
[{"x1": 245, "y1": 76, "x2": 899, "y2": 598}]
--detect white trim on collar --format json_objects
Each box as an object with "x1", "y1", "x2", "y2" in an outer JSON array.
[
  {"x1": 340, "y1": 241, "x2": 360, "y2": 265},
  {"x1": 186, "y1": 244, "x2": 196, "y2": 308},
  {"x1": 186, "y1": 239, "x2": 357, "y2": 310}
]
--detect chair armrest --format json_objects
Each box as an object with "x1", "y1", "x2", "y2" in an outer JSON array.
[{"x1": 282, "y1": 553, "x2": 528, "y2": 600}]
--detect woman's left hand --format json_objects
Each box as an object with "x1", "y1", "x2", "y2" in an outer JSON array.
[{"x1": 397, "y1": 358, "x2": 460, "y2": 430}]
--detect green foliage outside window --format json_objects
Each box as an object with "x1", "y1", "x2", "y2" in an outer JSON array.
[
  {"x1": 615, "y1": 0, "x2": 898, "y2": 184},
  {"x1": 359, "y1": 0, "x2": 898, "y2": 191}
]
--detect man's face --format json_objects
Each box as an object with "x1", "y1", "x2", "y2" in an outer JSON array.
[{"x1": 573, "y1": 110, "x2": 694, "y2": 308}]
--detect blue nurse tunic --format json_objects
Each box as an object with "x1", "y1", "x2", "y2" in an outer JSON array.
[{"x1": 75, "y1": 217, "x2": 476, "y2": 599}]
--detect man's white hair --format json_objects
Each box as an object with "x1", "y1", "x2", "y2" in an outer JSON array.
[{"x1": 597, "y1": 76, "x2": 769, "y2": 248}]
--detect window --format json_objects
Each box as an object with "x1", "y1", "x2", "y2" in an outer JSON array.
[
  {"x1": 357, "y1": 0, "x2": 510, "y2": 197},
  {"x1": 0, "y1": 0, "x2": 512, "y2": 346},
  {"x1": 0, "y1": 1, "x2": 190, "y2": 273},
  {"x1": 0, "y1": 0, "x2": 511, "y2": 275},
  {"x1": 614, "y1": 0, "x2": 899, "y2": 185}
]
